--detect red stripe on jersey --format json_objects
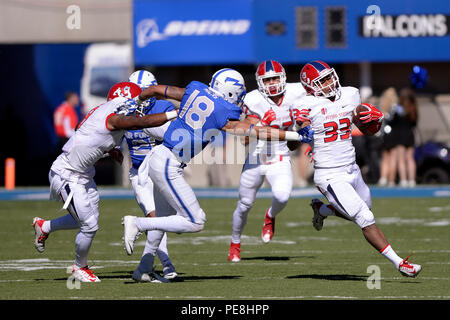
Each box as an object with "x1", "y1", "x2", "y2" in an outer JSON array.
[{"x1": 105, "y1": 113, "x2": 117, "y2": 131}]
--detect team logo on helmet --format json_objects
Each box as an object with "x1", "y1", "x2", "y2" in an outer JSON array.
[
  {"x1": 107, "y1": 82, "x2": 142, "y2": 101},
  {"x1": 209, "y1": 68, "x2": 246, "y2": 106}
]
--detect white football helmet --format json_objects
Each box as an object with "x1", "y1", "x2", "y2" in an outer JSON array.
[
  {"x1": 128, "y1": 70, "x2": 157, "y2": 89},
  {"x1": 209, "y1": 68, "x2": 246, "y2": 106},
  {"x1": 256, "y1": 60, "x2": 287, "y2": 97}
]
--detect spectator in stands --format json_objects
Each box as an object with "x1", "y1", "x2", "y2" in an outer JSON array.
[
  {"x1": 392, "y1": 88, "x2": 418, "y2": 187},
  {"x1": 377, "y1": 87, "x2": 398, "y2": 186},
  {"x1": 53, "y1": 91, "x2": 80, "y2": 150}
]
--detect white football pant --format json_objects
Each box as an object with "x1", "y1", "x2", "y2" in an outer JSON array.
[
  {"x1": 314, "y1": 162, "x2": 375, "y2": 229},
  {"x1": 129, "y1": 167, "x2": 155, "y2": 214},
  {"x1": 129, "y1": 166, "x2": 171, "y2": 266},
  {"x1": 231, "y1": 156, "x2": 293, "y2": 243},
  {"x1": 134, "y1": 145, "x2": 206, "y2": 262},
  {"x1": 48, "y1": 170, "x2": 99, "y2": 267}
]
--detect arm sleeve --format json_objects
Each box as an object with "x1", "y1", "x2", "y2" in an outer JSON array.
[{"x1": 142, "y1": 122, "x2": 171, "y2": 141}]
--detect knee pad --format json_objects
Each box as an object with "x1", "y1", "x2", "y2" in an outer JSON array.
[
  {"x1": 272, "y1": 190, "x2": 290, "y2": 205},
  {"x1": 80, "y1": 214, "x2": 99, "y2": 233},
  {"x1": 238, "y1": 197, "x2": 254, "y2": 213},
  {"x1": 192, "y1": 222, "x2": 205, "y2": 233},
  {"x1": 195, "y1": 208, "x2": 207, "y2": 225},
  {"x1": 354, "y1": 208, "x2": 375, "y2": 229}
]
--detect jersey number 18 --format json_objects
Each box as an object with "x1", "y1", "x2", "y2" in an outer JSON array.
[{"x1": 179, "y1": 89, "x2": 214, "y2": 130}]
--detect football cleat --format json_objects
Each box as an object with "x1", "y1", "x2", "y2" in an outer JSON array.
[
  {"x1": 33, "y1": 217, "x2": 49, "y2": 253},
  {"x1": 132, "y1": 268, "x2": 169, "y2": 283},
  {"x1": 228, "y1": 242, "x2": 241, "y2": 262},
  {"x1": 163, "y1": 263, "x2": 178, "y2": 280},
  {"x1": 398, "y1": 254, "x2": 422, "y2": 278},
  {"x1": 261, "y1": 210, "x2": 275, "y2": 243},
  {"x1": 122, "y1": 215, "x2": 140, "y2": 255},
  {"x1": 72, "y1": 265, "x2": 101, "y2": 282},
  {"x1": 310, "y1": 198, "x2": 327, "y2": 231}
]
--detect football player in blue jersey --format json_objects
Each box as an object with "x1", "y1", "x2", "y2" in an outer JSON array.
[
  {"x1": 125, "y1": 70, "x2": 178, "y2": 280},
  {"x1": 122, "y1": 68, "x2": 314, "y2": 282}
]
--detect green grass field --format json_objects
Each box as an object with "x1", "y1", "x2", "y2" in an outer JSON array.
[{"x1": 0, "y1": 197, "x2": 449, "y2": 300}]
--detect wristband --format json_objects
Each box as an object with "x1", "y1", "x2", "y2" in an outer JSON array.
[
  {"x1": 284, "y1": 131, "x2": 301, "y2": 141},
  {"x1": 164, "y1": 85, "x2": 169, "y2": 98},
  {"x1": 165, "y1": 110, "x2": 178, "y2": 120}
]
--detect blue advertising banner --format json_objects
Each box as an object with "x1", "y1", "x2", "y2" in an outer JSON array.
[
  {"x1": 254, "y1": 0, "x2": 450, "y2": 63},
  {"x1": 133, "y1": 0, "x2": 253, "y2": 66},
  {"x1": 133, "y1": 0, "x2": 450, "y2": 65}
]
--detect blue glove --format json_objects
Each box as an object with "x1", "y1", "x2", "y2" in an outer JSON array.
[{"x1": 298, "y1": 125, "x2": 314, "y2": 143}]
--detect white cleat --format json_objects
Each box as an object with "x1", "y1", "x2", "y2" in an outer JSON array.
[
  {"x1": 398, "y1": 257, "x2": 422, "y2": 278},
  {"x1": 33, "y1": 217, "x2": 49, "y2": 253},
  {"x1": 122, "y1": 215, "x2": 140, "y2": 255},
  {"x1": 132, "y1": 269, "x2": 169, "y2": 283},
  {"x1": 163, "y1": 264, "x2": 178, "y2": 280},
  {"x1": 72, "y1": 265, "x2": 101, "y2": 282},
  {"x1": 310, "y1": 199, "x2": 326, "y2": 231}
]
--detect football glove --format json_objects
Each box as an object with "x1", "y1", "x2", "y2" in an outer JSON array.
[
  {"x1": 359, "y1": 103, "x2": 384, "y2": 124},
  {"x1": 298, "y1": 125, "x2": 314, "y2": 143},
  {"x1": 261, "y1": 109, "x2": 276, "y2": 126}
]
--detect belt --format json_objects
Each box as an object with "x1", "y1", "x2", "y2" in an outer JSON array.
[
  {"x1": 314, "y1": 161, "x2": 355, "y2": 169},
  {"x1": 261, "y1": 154, "x2": 286, "y2": 165}
]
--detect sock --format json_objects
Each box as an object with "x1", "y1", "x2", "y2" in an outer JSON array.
[
  {"x1": 74, "y1": 231, "x2": 96, "y2": 268},
  {"x1": 154, "y1": 233, "x2": 171, "y2": 267},
  {"x1": 45, "y1": 214, "x2": 79, "y2": 233},
  {"x1": 380, "y1": 244, "x2": 403, "y2": 269},
  {"x1": 231, "y1": 201, "x2": 250, "y2": 244},
  {"x1": 138, "y1": 253, "x2": 156, "y2": 274},
  {"x1": 135, "y1": 215, "x2": 203, "y2": 233}
]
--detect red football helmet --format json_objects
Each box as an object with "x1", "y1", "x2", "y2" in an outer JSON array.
[
  {"x1": 255, "y1": 60, "x2": 287, "y2": 97},
  {"x1": 300, "y1": 61, "x2": 341, "y2": 99},
  {"x1": 107, "y1": 82, "x2": 142, "y2": 101}
]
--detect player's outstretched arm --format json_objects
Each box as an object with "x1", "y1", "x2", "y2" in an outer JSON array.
[
  {"x1": 222, "y1": 120, "x2": 313, "y2": 142},
  {"x1": 137, "y1": 85, "x2": 186, "y2": 102},
  {"x1": 107, "y1": 111, "x2": 177, "y2": 131}
]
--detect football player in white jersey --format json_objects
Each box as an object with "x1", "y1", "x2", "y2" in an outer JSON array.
[
  {"x1": 32, "y1": 81, "x2": 178, "y2": 283},
  {"x1": 227, "y1": 60, "x2": 311, "y2": 262},
  {"x1": 297, "y1": 60, "x2": 421, "y2": 278},
  {"x1": 126, "y1": 70, "x2": 177, "y2": 280}
]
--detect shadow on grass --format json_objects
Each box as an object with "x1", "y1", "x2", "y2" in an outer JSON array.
[
  {"x1": 287, "y1": 274, "x2": 368, "y2": 281},
  {"x1": 121, "y1": 274, "x2": 242, "y2": 284},
  {"x1": 242, "y1": 255, "x2": 315, "y2": 261}
]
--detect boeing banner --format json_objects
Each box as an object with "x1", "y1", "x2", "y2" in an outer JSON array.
[
  {"x1": 133, "y1": 0, "x2": 450, "y2": 65},
  {"x1": 133, "y1": 0, "x2": 253, "y2": 66}
]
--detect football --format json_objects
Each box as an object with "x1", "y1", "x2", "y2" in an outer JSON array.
[{"x1": 352, "y1": 104, "x2": 382, "y2": 136}]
